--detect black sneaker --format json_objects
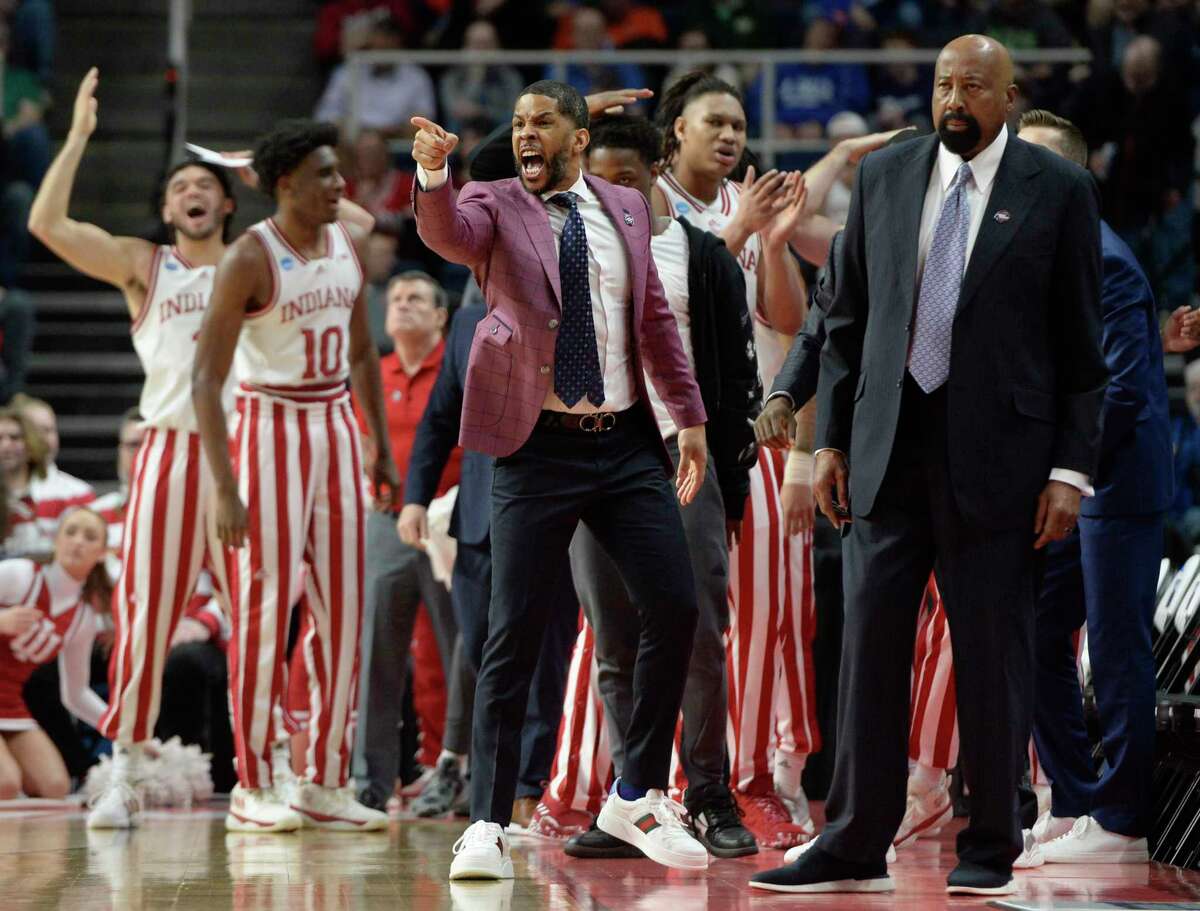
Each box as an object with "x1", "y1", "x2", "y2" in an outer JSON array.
[
  {"x1": 357, "y1": 783, "x2": 390, "y2": 813},
  {"x1": 411, "y1": 756, "x2": 464, "y2": 817},
  {"x1": 685, "y1": 783, "x2": 758, "y2": 858},
  {"x1": 564, "y1": 821, "x2": 644, "y2": 859},
  {"x1": 946, "y1": 861, "x2": 1015, "y2": 895},
  {"x1": 749, "y1": 844, "x2": 894, "y2": 894}
]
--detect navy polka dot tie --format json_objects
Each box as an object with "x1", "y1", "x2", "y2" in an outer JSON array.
[{"x1": 550, "y1": 192, "x2": 605, "y2": 408}]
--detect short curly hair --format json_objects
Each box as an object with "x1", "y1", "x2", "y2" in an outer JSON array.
[
  {"x1": 587, "y1": 114, "x2": 663, "y2": 168},
  {"x1": 252, "y1": 119, "x2": 341, "y2": 199}
]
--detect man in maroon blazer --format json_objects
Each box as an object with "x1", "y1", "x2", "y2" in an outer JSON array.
[{"x1": 410, "y1": 80, "x2": 711, "y2": 879}]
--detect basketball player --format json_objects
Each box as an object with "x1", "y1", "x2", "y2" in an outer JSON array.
[
  {"x1": 30, "y1": 71, "x2": 375, "y2": 830},
  {"x1": 192, "y1": 118, "x2": 400, "y2": 833},
  {"x1": 653, "y1": 71, "x2": 816, "y2": 847}
]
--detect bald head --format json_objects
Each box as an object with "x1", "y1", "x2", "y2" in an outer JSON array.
[{"x1": 932, "y1": 34, "x2": 1017, "y2": 159}]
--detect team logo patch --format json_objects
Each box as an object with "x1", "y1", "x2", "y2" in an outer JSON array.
[
  {"x1": 165, "y1": 261, "x2": 179, "y2": 271},
  {"x1": 634, "y1": 813, "x2": 661, "y2": 834},
  {"x1": 622, "y1": 208, "x2": 635, "y2": 226},
  {"x1": 281, "y1": 256, "x2": 295, "y2": 270},
  {"x1": 993, "y1": 209, "x2": 1011, "y2": 223},
  {"x1": 675, "y1": 201, "x2": 689, "y2": 215},
  {"x1": 391, "y1": 390, "x2": 403, "y2": 402}
]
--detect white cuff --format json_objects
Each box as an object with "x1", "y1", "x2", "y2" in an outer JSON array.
[
  {"x1": 766, "y1": 390, "x2": 796, "y2": 412},
  {"x1": 813, "y1": 448, "x2": 845, "y2": 459},
  {"x1": 416, "y1": 164, "x2": 447, "y2": 191},
  {"x1": 1049, "y1": 468, "x2": 1094, "y2": 497}
]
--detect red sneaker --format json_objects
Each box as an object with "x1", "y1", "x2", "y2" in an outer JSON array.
[
  {"x1": 525, "y1": 801, "x2": 592, "y2": 840},
  {"x1": 736, "y1": 790, "x2": 816, "y2": 850}
]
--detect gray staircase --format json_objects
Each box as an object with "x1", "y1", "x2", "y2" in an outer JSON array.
[{"x1": 32, "y1": 0, "x2": 321, "y2": 481}]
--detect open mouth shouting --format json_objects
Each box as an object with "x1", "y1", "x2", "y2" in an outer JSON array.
[{"x1": 520, "y1": 146, "x2": 547, "y2": 184}]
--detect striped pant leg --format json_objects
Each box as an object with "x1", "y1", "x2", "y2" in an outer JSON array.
[
  {"x1": 544, "y1": 615, "x2": 612, "y2": 817},
  {"x1": 774, "y1": 523, "x2": 822, "y2": 763},
  {"x1": 726, "y1": 450, "x2": 786, "y2": 795},
  {"x1": 100, "y1": 428, "x2": 208, "y2": 745},
  {"x1": 300, "y1": 398, "x2": 366, "y2": 788},
  {"x1": 908, "y1": 579, "x2": 960, "y2": 771},
  {"x1": 226, "y1": 397, "x2": 310, "y2": 789}
]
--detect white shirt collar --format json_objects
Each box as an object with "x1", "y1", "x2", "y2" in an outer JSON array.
[
  {"x1": 936, "y1": 124, "x2": 1008, "y2": 196},
  {"x1": 541, "y1": 170, "x2": 592, "y2": 205}
]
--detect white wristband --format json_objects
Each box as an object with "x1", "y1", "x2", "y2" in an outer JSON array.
[{"x1": 784, "y1": 449, "x2": 814, "y2": 485}]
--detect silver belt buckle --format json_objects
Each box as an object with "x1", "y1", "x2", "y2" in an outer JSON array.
[{"x1": 580, "y1": 412, "x2": 616, "y2": 433}]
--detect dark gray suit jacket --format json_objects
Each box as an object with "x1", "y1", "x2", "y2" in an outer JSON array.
[{"x1": 815, "y1": 132, "x2": 1108, "y2": 529}]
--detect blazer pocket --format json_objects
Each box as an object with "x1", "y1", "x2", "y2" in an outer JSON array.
[
  {"x1": 854, "y1": 372, "x2": 868, "y2": 402},
  {"x1": 480, "y1": 312, "x2": 514, "y2": 347},
  {"x1": 1012, "y1": 386, "x2": 1055, "y2": 423}
]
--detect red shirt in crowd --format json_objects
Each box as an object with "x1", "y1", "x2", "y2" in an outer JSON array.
[{"x1": 356, "y1": 341, "x2": 463, "y2": 501}]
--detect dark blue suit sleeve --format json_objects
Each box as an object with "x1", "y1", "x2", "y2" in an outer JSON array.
[
  {"x1": 404, "y1": 307, "x2": 475, "y2": 507},
  {"x1": 770, "y1": 231, "x2": 842, "y2": 410},
  {"x1": 1096, "y1": 239, "x2": 1155, "y2": 463}
]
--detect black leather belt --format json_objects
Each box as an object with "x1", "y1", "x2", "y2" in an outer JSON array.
[{"x1": 537, "y1": 409, "x2": 625, "y2": 433}]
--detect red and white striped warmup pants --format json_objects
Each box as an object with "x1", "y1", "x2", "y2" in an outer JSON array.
[
  {"x1": 908, "y1": 580, "x2": 959, "y2": 770},
  {"x1": 225, "y1": 389, "x2": 365, "y2": 790},
  {"x1": 100, "y1": 428, "x2": 213, "y2": 745},
  {"x1": 726, "y1": 448, "x2": 820, "y2": 794}
]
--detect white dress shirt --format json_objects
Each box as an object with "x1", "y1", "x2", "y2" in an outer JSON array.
[
  {"x1": 418, "y1": 165, "x2": 637, "y2": 413},
  {"x1": 646, "y1": 219, "x2": 693, "y2": 440},
  {"x1": 816, "y1": 126, "x2": 1091, "y2": 494}
]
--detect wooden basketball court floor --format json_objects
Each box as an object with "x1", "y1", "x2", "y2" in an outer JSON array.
[{"x1": 2, "y1": 799, "x2": 1199, "y2": 910}]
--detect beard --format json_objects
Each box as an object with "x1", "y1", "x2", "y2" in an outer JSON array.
[
  {"x1": 516, "y1": 146, "x2": 571, "y2": 194},
  {"x1": 937, "y1": 112, "x2": 982, "y2": 156},
  {"x1": 173, "y1": 219, "x2": 221, "y2": 242}
]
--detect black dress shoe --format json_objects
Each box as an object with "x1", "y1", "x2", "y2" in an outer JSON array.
[
  {"x1": 946, "y1": 862, "x2": 1016, "y2": 895},
  {"x1": 749, "y1": 844, "x2": 894, "y2": 893},
  {"x1": 685, "y1": 783, "x2": 758, "y2": 858},
  {"x1": 564, "y1": 821, "x2": 644, "y2": 859}
]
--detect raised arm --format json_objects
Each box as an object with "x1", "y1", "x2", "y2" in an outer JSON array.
[
  {"x1": 192, "y1": 236, "x2": 265, "y2": 547},
  {"x1": 28, "y1": 68, "x2": 152, "y2": 318},
  {"x1": 759, "y1": 173, "x2": 810, "y2": 336},
  {"x1": 345, "y1": 223, "x2": 400, "y2": 510}
]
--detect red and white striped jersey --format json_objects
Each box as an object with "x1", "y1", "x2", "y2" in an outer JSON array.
[
  {"x1": 5, "y1": 464, "x2": 96, "y2": 560},
  {"x1": 0, "y1": 559, "x2": 103, "y2": 729},
  {"x1": 132, "y1": 246, "x2": 233, "y2": 432},
  {"x1": 657, "y1": 172, "x2": 788, "y2": 389},
  {"x1": 237, "y1": 218, "x2": 364, "y2": 396}
]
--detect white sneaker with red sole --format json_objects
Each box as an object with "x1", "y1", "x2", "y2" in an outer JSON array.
[
  {"x1": 226, "y1": 784, "x2": 302, "y2": 833},
  {"x1": 893, "y1": 775, "x2": 952, "y2": 847},
  {"x1": 291, "y1": 782, "x2": 388, "y2": 831}
]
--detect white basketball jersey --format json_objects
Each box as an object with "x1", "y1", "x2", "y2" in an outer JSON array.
[
  {"x1": 657, "y1": 172, "x2": 790, "y2": 389},
  {"x1": 132, "y1": 246, "x2": 231, "y2": 432},
  {"x1": 237, "y1": 219, "x2": 363, "y2": 395}
]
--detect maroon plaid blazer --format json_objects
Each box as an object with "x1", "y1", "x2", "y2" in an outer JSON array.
[{"x1": 413, "y1": 173, "x2": 706, "y2": 473}]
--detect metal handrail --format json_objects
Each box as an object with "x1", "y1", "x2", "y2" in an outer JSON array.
[{"x1": 344, "y1": 46, "x2": 1093, "y2": 167}]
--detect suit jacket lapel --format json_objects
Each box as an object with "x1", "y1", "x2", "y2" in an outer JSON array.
[
  {"x1": 586, "y1": 175, "x2": 646, "y2": 316},
  {"x1": 958, "y1": 137, "x2": 1040, "y2": 313},
  {"x1": 892, "y1": 135, "x2": 939, "y2": 324},
  {"x1": 512, "y1": 183, "x2": 563, "y2": 309}
]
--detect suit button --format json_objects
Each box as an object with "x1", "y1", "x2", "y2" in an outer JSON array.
[
  {"x1": 540, "y1": 365, "x2": 551, "y2": 375},
  {"x1": 548, "y1": 319, "x2": 559, "y2": 329},
  {"x1": 491, "y1": 327, "x2": 498, "y2": 335},
  {"x1": 896, "y1": 379, "x2": 903, "y2": 388}
]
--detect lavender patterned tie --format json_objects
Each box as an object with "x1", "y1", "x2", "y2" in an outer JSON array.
[{"x1": 908, "y1": 162, "x2": 973, "y2": 393}]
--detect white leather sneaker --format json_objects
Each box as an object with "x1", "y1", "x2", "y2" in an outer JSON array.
[
  {"x1": 450, "y1": 821, "x2": 514, "y2": 880},
  {"x1": 1014, "y1": 829, "x2": 1045, "y2": 868},
  {"x1": 291, "y1": 782, "x2": 388, "y2": 831},
  {"x1": 596, "y1": 784, "x2": 709, "y2": 870},
  {"x1": 226, "y1": 784, "x2": 302, "y2": 833},
  {"x1": 1031, "y1": 809, "x2": 1075, "y2": 844},
  {"x1": 893, "y1": 773, "x2": 952, "y2": 847},
  {"x1": 1040, "y1": 816, "x2": 1150, "y2": 864},
  {"x1": 785, "y1": 835, "x2": 896, "y2": 865},
  {"x1": 87, "y1": 781, "x2": 142, "y2": 830}
]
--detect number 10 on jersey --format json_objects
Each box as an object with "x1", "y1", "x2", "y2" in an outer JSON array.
[{"x1": 302, "y1": 327, "x2": 345, "y2": 379}]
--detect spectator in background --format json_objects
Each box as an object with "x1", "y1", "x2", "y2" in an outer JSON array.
[
  {"x1": 550, "y1": 0, "x2": 667, "y2": 49},
  {"x1": 2, "y1": 0, "x2": 53, "y2": 86},
  {"x1": 680, "y1": 0, "x2": 773, "y2": 49},
  {"x1": 91, "y1": 408, "x2": 143, "y2": 576},
  {"x1": 764, "y1": 17, "x2": 872, "y2": 139},
  {"x1": 438, "y1": 20, "x2": 524, "y2": 134},
  {"x1": 549, "y1": 7, "x2": 648, "y2": 107},
  {"x1": 3, "y1": 399, "x2": 94, "y2": 561},
  {"x1": 819, "y1": 112, "x2": 868, "y2": 225},
  {"x1": 314, "y1": 15, "x2": 436, "y2": 138},
  {"x1": 1069, "y1": 35, "x2": 1194, "y2": 311},
  {"x1": 984, "y1": 0, "x2": 1075, "y2": 111},
  {"x1": 920, "y1": 0, "x2": 987, "y2": 48},
  {"x1": 313, "y1": 1, "x2": 426, "y2": 73},
  {"x1": 1, "y1": 17, "x2": 50, "y2": 188},
  {"x1": 663, "y1": 28, "x2": 743, "y2": 94},
  {"x1": 346, "y1": 128, "x2": 414, "y2": 237},
  {"x1": 1169, "y1": 360, "x2": 1200, "y2": 549},
  {"x1": 1087, "y1": 0, "x2": 1191, "y2": 75},
  {"x1": 872, "y1": 30, "x2": 933, "y2": 131}
]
